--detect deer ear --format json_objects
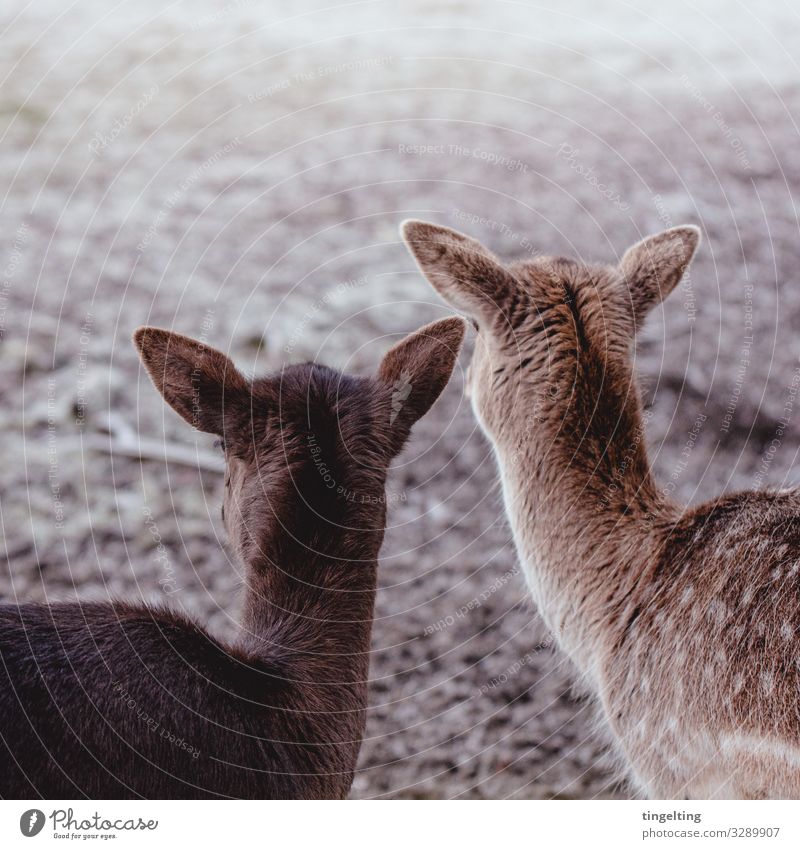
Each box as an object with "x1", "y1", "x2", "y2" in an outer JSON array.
[
  {"x1": 133, "y1": 327, "x2": 248, "y2": 435},
  {"x1": 619, "y1": 226, "x2": 700, "y2": 324},
  {"x1": 377, "y1": 317, "x2": 466, "y2": 438},
  {"x1": 401, "y1": 220, "x2": 518, "y2": 325}
]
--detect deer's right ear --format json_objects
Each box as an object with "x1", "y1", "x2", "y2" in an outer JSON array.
[
  {"x1": 133, "y1": 327, "x2": 248, "y2": 435},
  {"x1": 619, "y1": 226, "x2": 700, "y2": 325},
  {"x1": 377, "y1": 316, "x2": 466, "y2": 440},
  {"x1": 401, "y1": 220, "x2": 518, "y2": 325}
]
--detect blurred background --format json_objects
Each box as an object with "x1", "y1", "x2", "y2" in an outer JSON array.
[{"x1": 2, "y1": 0, "x2": 800, "y2": 798}]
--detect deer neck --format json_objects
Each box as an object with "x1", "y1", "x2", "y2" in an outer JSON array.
[
  {"x1": 482, "y1": 355, "x2": 674, "y2": 671},
  {"x1": 238, "y1": 483, "x2": 385, "y2": 666}
]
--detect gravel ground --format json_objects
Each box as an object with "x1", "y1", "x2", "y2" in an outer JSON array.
[{"x1": 2, "y1": 0, "x2": 800, "y2": 799}]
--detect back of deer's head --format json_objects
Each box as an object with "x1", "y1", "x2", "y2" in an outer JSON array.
[
  {"x1": 401, "y1": 220, "x2": 699, "y2": 444},
  {"x1": 134, "y1": 318, "x2": 465, "y2": 567}
]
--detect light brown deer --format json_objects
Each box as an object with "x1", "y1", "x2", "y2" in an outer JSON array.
[
  {"x1": 0, "y1": 317, "x2": 465, "y2": 799},
  {"x1": 403, "y1": 218, "x2": 800, "y2": 799}
]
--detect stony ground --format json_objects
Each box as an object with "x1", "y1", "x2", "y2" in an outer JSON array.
[{"x1": 2, "y1": 0, "x2": 800, "y2": 799}]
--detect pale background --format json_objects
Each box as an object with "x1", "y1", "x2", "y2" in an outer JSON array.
[{"x1": 1, "y1": 0, "x2": 799, "y2": 798}]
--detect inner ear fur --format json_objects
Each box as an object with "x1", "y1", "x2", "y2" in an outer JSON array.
[
  {"x1": 377, "y1": 316, "x2": 466, "y2": 438},
  {"x1": 133, "y1": 326, "x2": 248, "y2": 435}
]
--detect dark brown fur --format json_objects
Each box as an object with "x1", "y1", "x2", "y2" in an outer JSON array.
[{"x1": 0, "y1": 318, "x2": 465, "y2": 799}]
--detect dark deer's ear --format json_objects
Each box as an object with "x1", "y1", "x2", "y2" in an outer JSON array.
[
  {"x1": 401, "y1": 220, "x2": 518, "y2": 326},
  {"x1": 619, "y1": 226, "x2": 700, "y2": 325},
  {"x1": 377, "y1": 317, "x2": 466, "y2": 439},
  {"x1": 133, "y1": 327, "x2": 248, "y2": 435}
]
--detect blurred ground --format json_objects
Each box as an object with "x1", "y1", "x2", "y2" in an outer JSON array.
[{"x1": 2, "y1": 0, "x2": 800, "y2": 798}]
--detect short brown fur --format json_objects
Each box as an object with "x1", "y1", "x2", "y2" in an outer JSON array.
[
  {"x1": 0, "y1": 317, "x2": 465, "y2": 799},
  {"x1": 404, "y1": 218, "x2": 800, "y2": 799}
]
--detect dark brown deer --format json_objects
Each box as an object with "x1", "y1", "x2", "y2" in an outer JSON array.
[{"x1": 0, "y1": 317, "x2": 465, "y2": 799}]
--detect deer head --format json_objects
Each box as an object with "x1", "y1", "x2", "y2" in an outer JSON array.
[
  {"x1": 133, "y1": 319, "x2": 466, "y2": 570},
  {"x1": 400, "y1": 220, "x2": 699, "y2": 446}
]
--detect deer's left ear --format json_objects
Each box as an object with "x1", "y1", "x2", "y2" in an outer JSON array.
[
  {"x1": 377, "y1": 316, "x2": 466, "y2": 439},
  {"x1": 401, "y1": 220, "x2": 519, "y2": 327},
  {"x1": 134, "y1": 326, "x2": 248, "y2": 435},
  {"x1": 619, "y1": 226, "x2": 700, "y2": 324}
]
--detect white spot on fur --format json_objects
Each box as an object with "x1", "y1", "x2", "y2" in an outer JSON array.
[
  {"x1": 708, "y1": 599, "x2": 728, "y2": 627},
  {"x1": 722, "y1": 733, "x2": 800, "y2": 771}
]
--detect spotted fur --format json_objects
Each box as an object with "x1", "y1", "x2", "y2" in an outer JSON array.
[{"x1": 404, "y1": 218, "x2": 800, "y2": 799}]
